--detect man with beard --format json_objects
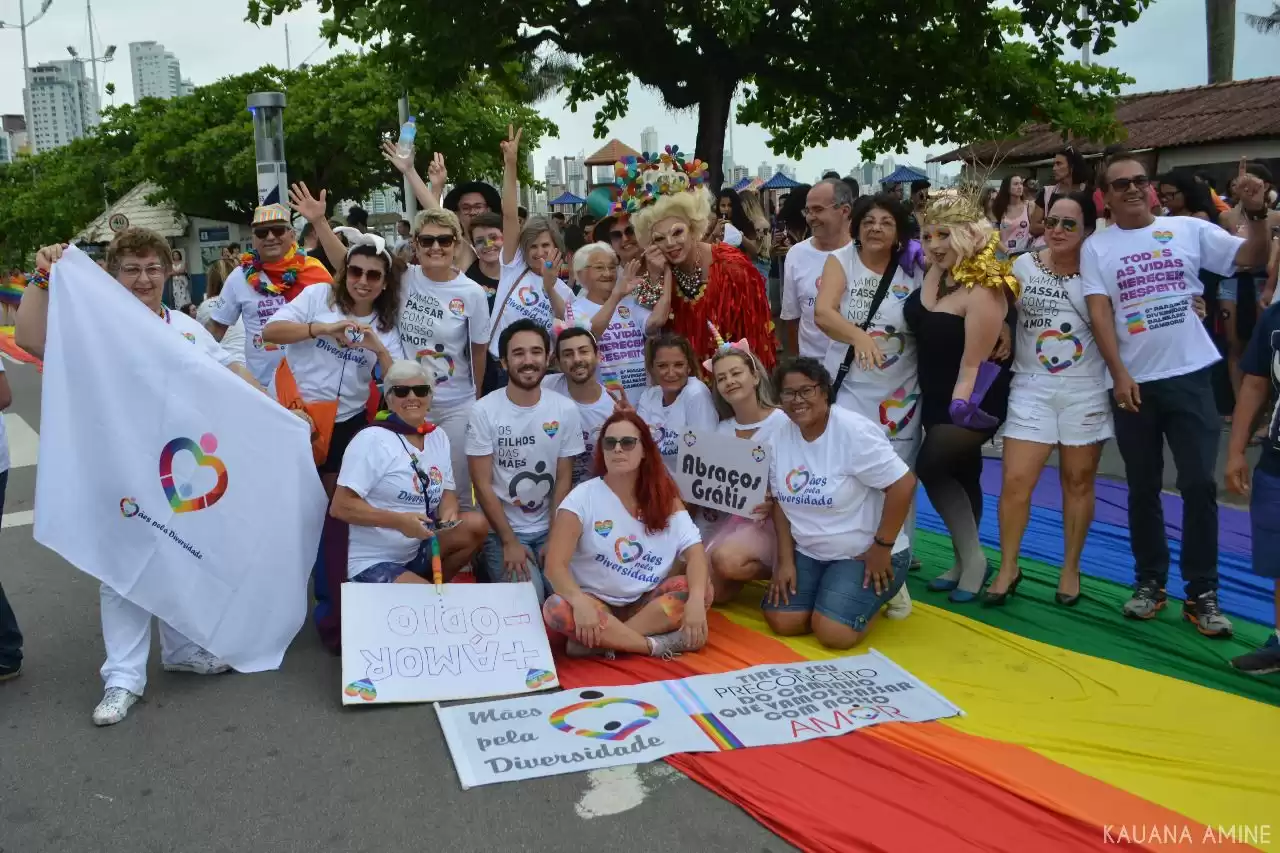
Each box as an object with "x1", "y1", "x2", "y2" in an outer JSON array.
[
  {"x1": 467, "y1": 318, "x2": 584, "y2": 601},
  {"x1": 543, "y1": 326, "x2": 619, "y2": 487},
  {"x1": 781, "y1": 179, "x2": 854, "y2": 358}
]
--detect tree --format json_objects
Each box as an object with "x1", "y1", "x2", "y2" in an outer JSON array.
[
  {"x1": 247, "y1": 0, "x2": 1147, "y2": 189},
  {"x1": 1245, "y1": 2, "x2": 1280, "y2": 33},
  {"x1": 0, "y1": 53, "x2": 554, "y2": 266},
  {"x1": 1206, "y1": 0, "x2": 1236, "y2": 83}
]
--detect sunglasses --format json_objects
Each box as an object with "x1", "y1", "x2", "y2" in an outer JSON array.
[
  {"x1": 347, "y1": 266, "x2": 385, "y2": 284},
  {"x1": 1108, "y1": 176, "x2": 1150, "y2": 192},
  {"x1": 253, "y1": 225, "x2": 289, "y2": 239},
  {"x1": 417, "y1": 234, "x2": 457, "y2": 248},
  {"x1": 389, "y1": 385, "x2": 432, "y2": 398},
  {"x1": 1043, "y1": 216, "x2": 1081, "y2": 233},
  {"x1": 602, "y1": 436, "x2": 640, "y2": 451},
  {"x1": 609, "y1": 225, "x2": 636, "y2": 242}
]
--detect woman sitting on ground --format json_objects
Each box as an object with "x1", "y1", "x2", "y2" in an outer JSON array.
[
  {"x1": 331, "y1": 360, "x2": 488, "y2": 583},
  {"x1": 543, "y1": 410, "x2": 711, "y2": 658},
  {"x1": 763, "y1": 358, "x2": 916, "y2": 650},
  {"x1": 705, "y1": 341, "x2": 788, "y2": 603}
]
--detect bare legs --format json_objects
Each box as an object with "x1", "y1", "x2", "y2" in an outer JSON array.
[
  {"x1": 1057, "y1": 443, "x2": 1103, "y2": 597},
  {"x1": 763, "y1": 609, "x2": 872, "y2": 651}
]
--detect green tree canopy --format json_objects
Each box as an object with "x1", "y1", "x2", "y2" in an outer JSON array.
[
  {"x1": 0, "y1": 53, "x2": 554, "y2": 267},
  {"x1": 247, "y1": 0, "x2": 1147, "y2": 186}
]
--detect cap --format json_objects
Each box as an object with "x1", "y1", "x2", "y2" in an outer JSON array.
[{"x1": 252, "y1": 204, "x2": 291, "y2": 226}]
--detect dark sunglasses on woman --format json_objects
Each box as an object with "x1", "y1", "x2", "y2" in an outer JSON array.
[
  {"x1": 602, "y1": 435, "x2": 639, "y2": 451},
  {"x1": 1043, "y1": 216, "x2": 1080, "y2": 232},
  {"x1": 346, "y1": 266, "x2": 384, "y2": 283},
  {"x1": 609, "y1": 225, "x2": 636, "y2": 242},
  {"x1": 389, "y1": 385, "x2": 432, "y2": 398},
  {"x1": 417, "y1": 234, "x2": 457, "y2": 248}
]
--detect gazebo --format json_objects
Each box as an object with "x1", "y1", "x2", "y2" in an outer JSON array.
[
  {"x1": 760, "y1": 172, "x2": 802, "y2": 191},
  {"x1": 549, "y1": 191, "x2": 586, "y2": 214},
  {"x1": 881, "y1": 165, "x2": 930, "y2": 186},
  {"x1": 584, "y1": 139, "x2": 643, "y2": 187}
]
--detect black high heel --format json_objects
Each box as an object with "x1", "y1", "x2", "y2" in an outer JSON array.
[
  {"x1": 981, "y1": 572, "x2": 1022, "y2": 607},
  {"x1": 1055, "y1": 591, "x2": 1082, "y2": 607}
]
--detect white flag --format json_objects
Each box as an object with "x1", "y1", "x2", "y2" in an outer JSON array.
[{"x1": 34, "y1": 248, "x2": 327, "y2": 671}]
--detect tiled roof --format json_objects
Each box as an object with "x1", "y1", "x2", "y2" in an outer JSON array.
[
  {"x1": 76, "y1": 182, "x2": 189, "y2": 243},
  {"x1": 585, "y1": 139, "x2": 642, "y2": 165},
  {"x1": 932, "y1": 76, "x2": 1280, "y2": 164}
]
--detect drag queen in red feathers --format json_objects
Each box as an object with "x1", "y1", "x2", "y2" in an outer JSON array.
[{"x1": 618, "y1": 148, "x2": 777, "y2": 370}]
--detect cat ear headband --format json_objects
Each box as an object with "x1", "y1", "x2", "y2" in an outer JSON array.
[{"x1": 703, "y1": 321, "x2": 750, "y2": 373}]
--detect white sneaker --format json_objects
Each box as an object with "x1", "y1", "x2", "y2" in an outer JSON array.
[
  {"x1": 162, "y1": 648, "x2": 231, "y2": 675},
  {"x1": 93, "y1": 687, "x2": 141, "y2": 727},
  {"x1": 885, "y1": 585, "x2": 913, "y2": 620},
  {"x1": 647, "y1": 631, "x2": 690, "y2": 659}
]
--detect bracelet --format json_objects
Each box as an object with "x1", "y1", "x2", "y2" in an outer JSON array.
[
  {"x1": 27, "y1": 267, "x2": 50, "y2": 290},
  {"x1": 873, "y1": 536, "x2": 895, "y2": 549},
  {"x1": 1245, "y1": 207, "x2": 1269, "y2": 222},
  {"x1": 307, "y1": 321, "x2": 314, "y2": 339}
]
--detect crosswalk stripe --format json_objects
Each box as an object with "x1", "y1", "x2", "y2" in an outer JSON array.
[
  {"x1": 4, "y1": 413, "x2": 38, "y2": 469},
  {"x1": 1, "y1": 509, "x2": 33, "y2": 529}
]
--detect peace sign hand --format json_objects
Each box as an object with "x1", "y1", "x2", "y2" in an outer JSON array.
[
  {"x1": 427, "y1": 152, "x2": 448, "y2": 195},
  {"x1": 501, "y1": 125, "x2": 523, "y2": 166}
]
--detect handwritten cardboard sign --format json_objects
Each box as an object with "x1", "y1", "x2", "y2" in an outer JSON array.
[{"x1": 673, "y1": 429, "x2": 769, "y2": 518}]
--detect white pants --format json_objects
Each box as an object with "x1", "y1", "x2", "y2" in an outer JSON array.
[
  {"x1": 431, "y1": 399, "x2": 475, "y2": 511},
  {"x1": 100, "y1": 584, "x2": 200, "y2": 695}
]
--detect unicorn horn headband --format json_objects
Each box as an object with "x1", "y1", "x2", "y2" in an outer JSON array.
[{"x1": 703, "y1": 321, "x2": 751, "y2": 373}]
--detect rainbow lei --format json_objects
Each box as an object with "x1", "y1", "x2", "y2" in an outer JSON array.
[{"x1": 240, "y1": 245, "x2": 307, "y2": 297}]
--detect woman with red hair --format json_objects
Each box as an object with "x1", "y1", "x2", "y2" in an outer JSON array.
[{"x1": 543, "y1": 410, "x2": 712, "y2": 658}]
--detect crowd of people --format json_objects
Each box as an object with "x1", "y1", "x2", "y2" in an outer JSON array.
[{"x1": 1, "y1": 129, "x2": 1278, "y2": 723}]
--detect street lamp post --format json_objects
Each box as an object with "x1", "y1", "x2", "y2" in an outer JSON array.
[
  {"x1": 67, "y1": 42, "x2": 117, "y2": 120},
  {"x1": 247, "y1": 92, "x2": 289, "y2": 208},
  {"x1": 0, "y1": 0, "x2": 56, "y2": 143}
]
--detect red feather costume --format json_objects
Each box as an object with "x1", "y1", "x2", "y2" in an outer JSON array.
[{"x1": 670, "y1": 243, "x2": 776, "y2": 370}]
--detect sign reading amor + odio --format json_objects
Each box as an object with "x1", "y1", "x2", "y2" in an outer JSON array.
[
  {"x1": 673, "y1": 430, "x2": 769, "y2": 519},
  {"x1": 340, "y1": 583, "x2": 558, "y2": 705},
  {"x1": 437, "y1": 650, "x2": 962, "y2": 788}
]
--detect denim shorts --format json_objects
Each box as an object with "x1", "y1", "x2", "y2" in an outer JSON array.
[
  {"x1": 350, "y1": 542, "x2": 430, "y2": 583},
  {"x1": 1251, "y1": 468, "x2": 1280, "y2": 579},
  {"x1": 479, "y1": 530, "x2": 551, "y2": 601},
  {"x1": 763, "y1": 548, "x2": 910, "y2": 631}
]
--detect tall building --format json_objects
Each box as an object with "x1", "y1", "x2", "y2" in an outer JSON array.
[
  {"x1": 776, "y1": 163, "x2": 797, "y2": 181},
  {"x1": 926, "y1": 161, "x2": 941, "y2": 184},
  {"x1": 859, "y1": 162, "x2": 876, "y2": 191},
  {"x1": 178, "y1": 79, "x2": 195, "y2": 98},
  {"x1": 1, "y1": 115, "x2": 28, "y2": 163},
  {"x1": 364, "y1": 186, "x2": 400, "y2": 215},
  {"x1": 641, "y1": 126, "x2": 658, "y2": 156},
  {"x1": 130, "y1": 41, "x2": 186, "y2": 101},
  {"x1": 564, "y1": 155, "x2": 585, "y2": 197},
  {"x1": 545, "y1": 156, "x2": 564, "y2": 187},
  {"x1": 23, "y1": 60, "x2": 100, "y2": 153},
  {"x1": 757, "y1": 161, "x2": 772, "y2": 180},
  {"x1": 731, "y1": 165, "x2": 750, "y2": 184}
]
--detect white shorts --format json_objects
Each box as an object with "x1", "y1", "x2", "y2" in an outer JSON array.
[{"x1": 1002, "y1": 373, "x2": 1114, "y2": 447}]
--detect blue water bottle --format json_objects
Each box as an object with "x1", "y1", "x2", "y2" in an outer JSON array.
[{"x1": 397, "y1": 116, "x2": 417, "y2": 158}]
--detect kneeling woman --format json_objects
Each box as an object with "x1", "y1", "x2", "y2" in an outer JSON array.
[
  {"x1": 331, "y1": 361, "x2": 487, "y2": 582},
  {"x1": 764, "y1": 358, "x2": 916, "y2": 650},
  {"x1": 543, "y1": 411, "x2": 712, "y2": 658}
]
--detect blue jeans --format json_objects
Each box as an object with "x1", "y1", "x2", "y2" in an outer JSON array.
[
  {"x1": 350, "y1": 541, "x2": 432, "y2": 584},
  {"x1": 479, "y1": 530, "x2": 551, "y2": 601},
  {"x1": 1251, "y1": 468, "x2": 1280, "y2": 580},
  {"x1": 0, "y1": 470, "x2": 22, "y2": 668},
  {"x1": 763, "y1": 548, "x2": 909, "y2": 632}
]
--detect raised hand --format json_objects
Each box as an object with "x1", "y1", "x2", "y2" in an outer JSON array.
[
  {"x1": 541, "y1": 250, "x2": 563, "y2": 291},
  {"x1": 1236, "y1": 156, "x2": 1267, "y2": 213},
  {"x1": 614, "y1": 259, "x2": 642, "y2": 297},
  {"x1": 288, "y1": 182, "x2": 328, "y2": 223},
  {"x1": 381, "y1": 139, "x2": 414, "y2": 175},
  {"x1": 501, "y1": 125, "x2": 522, "y2": 166},
  {"x1": 35, "y1": 243, "x2": 68, "y2": 269},
  {"x1": 427, "y1": 152, "x2": 448, "y2": 196}
]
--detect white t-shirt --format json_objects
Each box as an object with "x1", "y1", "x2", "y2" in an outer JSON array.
[
  {"x1": 781, "y1": 238, "x2": 844, "y2": 359},
  {"x1": 465, "y1": 389, "x2": 585, "y2": 534},
  {"x1": 635, "y1": 378, "x2": 719, "y2": 473},
  {"x1": 1081, "y1": 216, "x2": 1242, "y2": 383},
  {"x1": 767, "y1": 407, "x2": 910, "y2": 562},
  {"x1": 542, "y1": 373, "x2": 617, "y2": 487},
  {"x1": 569, "y1": 295, "x2": 652, "y2": 397},
  {"x1": 717, "y1": 408, "x2": 790, "y2": 441},
  {"x1": 557, "y1": 477, "x2": 702, "y2": 606},
  {"x1": 0, "y1": 360, "x2": 8, "y2": 474},
  {"x1": 265, "y1": 283, "x2": 402, "y2": 421},
  {"x1": 822, "y1": 245, "x2": 923, "y2": 446},
  {"x1": 487, "y1": 248, "x2": 574, "y2": 360},
  {"x1": 196, "y1": 296, "x2": 247, "y2": 366},
  {"x1": 169, "y1": 305, "x2": 235, "y2": 368},
  {"x1": 209, "y1": 266, "x2": 290, "y2": 384},
  {"x1": 337, "y1": 426, "x2": 453, "y2": 578},
  {"x1": 1012, "y1": 252, "x2": 1105, "y2": 379},
  {"x1": 398, "y1": 267, "x2": 491, "y2": 408}
]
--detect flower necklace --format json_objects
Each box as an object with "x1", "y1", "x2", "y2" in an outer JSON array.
[{"x1": 240, "y1": 245, "x2": 307, "y2": 297}]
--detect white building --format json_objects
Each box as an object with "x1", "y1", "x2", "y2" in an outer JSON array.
[
  {"x1": 1, "y1": 115, "x2": 27, "y2": 163},
  {"x1": 776, "y1": 163, "x2": 797, "y2": 180},
  {"x1": 926, "y1": 161, "x2": 941, "y2": 184},
  {"x1": 179, "y1": 79, "x2": 195, "y2": 98},
  {"x1": 641, "y1": 126, "x2": 658, "y2": 156},
  {"x1": 757, "y1": 161, "x2": 772, "y2": 179},
  {"x1": 564, "y1": 155, "x2": 586, "y2": 197},
  {"x1": 23, "y1": 60, "x2": 100, "y2": 154},
  {"x1": 731, "y1": 165, "x2": 750, "y2": 184},
  {"x1": 545, "y1": 156, "x2": 564, "y2": 187},
  {"x1": 364, "y1": 187, "x2": 400, "y2": 215},
  {"x1": 130, "y1": 41, "x2": 186, "y2": 101}
]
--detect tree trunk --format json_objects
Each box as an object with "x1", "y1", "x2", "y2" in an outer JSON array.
[
  {"x1": 1206, "y1": 0, "x2": 1236, "y2": 84},
  {"x1": 694, "y1": 74, "x2": 737, "y2": 193}
]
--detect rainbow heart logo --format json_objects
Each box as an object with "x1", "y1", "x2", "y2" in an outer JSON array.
[
  {"x1": 517, "y1": 285, "x2": 540, "y2": 306},
  {"x1": 683, "y1": 430, "x2": 697, "y2": 447},
  {"x1": 891, "y1": 281, "x2": 911, "y2": 298},
  {"x1": 181, "y1": 332, "x2": 196, "y2": 343},
  {"x1": 594, "y1": 520, "x2": 614, "y2": 537},
  {"x1": 1035, "y1": 327, "x2": 1084, "y2": 374},
  {"x1": 542, "y1": 421, "x2": 560, "y2": 437},
  {"x1": 869, "y1": 328, "x2": 906, "y2": 370},
  {"x1": 525, "y1": 669, "x2": 556, "y2": 689},
  {"x1": 159, "y1": 433, "x2": 228, "y2": 513},
  {"x1": 1153, "y1": 230, "x2": 1173, "y2": 244},
  {"x1": 343, "y1": 678, "x2": 378, "y2": 702},
  {"x1": 614, "y1": 534, "x2": 644, "y2": 563},
  {"x1": 119, "y1": 497, "x2": 140, "y2": 518},
  {"x1": 417, "y1": 346, "x2": 456, "y2": 381},
  {"x1": 878, "y1": 387, "x2": 920, "y2": 437},
  {"x1": 785, "y1": 467, "x2": 810, "y2": 494}
]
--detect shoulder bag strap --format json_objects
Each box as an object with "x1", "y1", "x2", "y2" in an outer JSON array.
[
  {"x1": 487, "y1": 268, "x2": 532, "y2": 340},
  {"x1": 830, "y1": 254, "x2": 899, "y2": 402}
]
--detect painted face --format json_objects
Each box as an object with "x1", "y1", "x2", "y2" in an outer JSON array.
[
  {"x1": 1010, "y1": 176, "x2": 1024, "y2": 199},
  {"x1": 858, "y1": 206, "x2": 898, "y2": 255},
  {"x1": 457, "y1": 192, "x2": 489, "y2": 229},
  {"x1": 1052, "y1": 155, "x2": 1070, "y2": 183},
  {"x1": 252, "y1": 224, "x2": 295, "y2": 263},
  {"x1": 416, "y1": 224, "x2": 457, "y2": 274},
  {"x1": 526, "y1": 230, "x2": 557, "y2": 267},
  {"x1": 923, "y1": 225, "x2": 957, "y2": 268},
  {"x1": 345, "y1": 255, "x2": 388, "y2": 304},
  {"x1": 651, "y1": 345, "x2": 690, "y2": 392},
  {"x1": 804, "y1": 183, "x2": 847, "y2": 241},
  {"x1": 503, "y1": 330, "x2": 549, "y2": 390},
  {"x1": 1104, "y1": 160, "x2": 1151, "y2": 220},
  {"x1": 713, "y1": 353, "x2": 758, "y2": 409},
  {"x1": 113, "y1": 251, "x2": 168, "y2": 313},
  {"x1": 779, "y1": 371, "x2": 828, "y2": 430},
  {"x1": 601, "y1": 421, "x2": 644, "y2": 475},
  {"x1": 578, "y1": 249, "x2": 618, "y2": 299},
  {"x1": 471, "y1": 226, "x2": 503, "y2": 264},
  {"x1": 387, "y1": 380, "x2": 432, "y2": 424},
  {"x1": 650, "y1": 217, "x2": 693, "y2": 266},
  {"x1": 557, "y1": 334, "x2": 599, "y2": 386}
]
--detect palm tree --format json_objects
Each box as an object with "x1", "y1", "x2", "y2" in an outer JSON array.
[
  {"x1": 515, "y1": 53, "x2": 574, "y2": 103},
  {"x1": 1245, "y1": 2, "x2": 1280, "y2": 32},
  {"x1": 1206, "y1": 0, "x2": 1236, "y2": 83}
]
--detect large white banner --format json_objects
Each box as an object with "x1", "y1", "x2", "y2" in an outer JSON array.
[
  {"x1": 34, "y1": 248, "x2": 327, "y2": 672},
  {"x1": 341, "y1": 582, "x2": 559, "y2": 705},
  {"x1": 437, "y1": 650, "x2": 961, "y2": 788},
  {"x1": 673, "y1": 429, "x2": 769, "y2": 519}
]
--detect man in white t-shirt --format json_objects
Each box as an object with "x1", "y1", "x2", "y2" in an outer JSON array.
[
  {"x1": 467, "y1": 319, "x2": 584, "y2": 601},
  {"x1": 0, "y1": 359, "x2": 21, "y2": 682},
  {"x1": 781, "y1": 179, "x2": 853, "y2": 358},
  {"x1": 1083, "y1": 155, "x2": 1273, "y2": 635},
  {"x1": 543, "y1": 326, "x2": 621, "y2": 487}
]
